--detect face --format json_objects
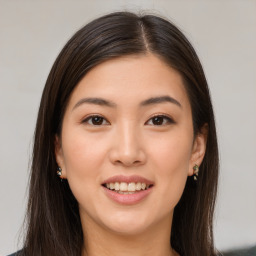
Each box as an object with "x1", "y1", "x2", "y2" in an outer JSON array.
[{"x1": 55, "y1": 54, "x2": 206, "y2": 237}]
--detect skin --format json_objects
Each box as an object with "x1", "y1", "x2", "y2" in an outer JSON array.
[{"x1": 55, "y1": 54, "x2": 207, "y2": 256}]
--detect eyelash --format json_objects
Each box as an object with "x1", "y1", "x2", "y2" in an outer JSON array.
[
  {"x1": 146, "y1": 114, "x2": 175, "y2": 126},
  {"x1": 82, "y1": 114, "x2": 175, "y2": 126},
  {"x1": 82, "y1": 114, "x2": 110, "y2": 126}
]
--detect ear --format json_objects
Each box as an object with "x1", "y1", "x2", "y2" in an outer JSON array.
[
  {"x1": 55, "y1": 135, "x2": 67, "y2": 179},
  {"x1": 188, "y1": 124, "x2": 208, "y2": 176}
]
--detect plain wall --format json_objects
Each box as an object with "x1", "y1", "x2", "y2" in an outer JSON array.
[{"x1": 0, "y1": 0, "x2": 255, "y2": 255}]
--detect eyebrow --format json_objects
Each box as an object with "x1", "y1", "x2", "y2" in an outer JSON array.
[
  {"x1": 72, "y1": 97, "x2": 117, "y2": 110},
  {"x1": 72, "y1": 95, "x2": 182, "y2": 111},
  {"x1": 140, "y1": 96, "x2": 182, "y2": 108}
]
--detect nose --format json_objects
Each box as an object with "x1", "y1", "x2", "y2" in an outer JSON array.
[{"x1": 109, "y1": 123, "x2": 146, "y2": 167}]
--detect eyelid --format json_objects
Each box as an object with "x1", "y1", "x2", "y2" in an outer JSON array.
[
  {"x1": 80, "y1": 113, "x2": 175, "y2": 126},
  {"x1": 145, "y1": 114, "x2": 175, "y2": 125},
  {"x1": 82, "y1": 114, "x2": 110, "y2": 125}
]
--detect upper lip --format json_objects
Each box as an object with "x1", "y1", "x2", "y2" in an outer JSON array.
[{"x1": 102, "y1": 175, "x2": 154, "y2": 185}]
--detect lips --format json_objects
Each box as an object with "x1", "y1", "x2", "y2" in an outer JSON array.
[{"x1": 101, "y1": 175, "x2": 154, "y2": 205}]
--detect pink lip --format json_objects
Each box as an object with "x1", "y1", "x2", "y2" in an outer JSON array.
[
  {"x1": 101, "y1": 175, "x2": 154, "y2": 205},
  {"x1": 102, "y1": 185, "x2": 153, "y2": 205},
  {"x1": 101, "y1": 175, "x2": 154, "y2": 185}
]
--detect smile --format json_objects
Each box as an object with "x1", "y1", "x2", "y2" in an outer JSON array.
[
  {"x1": 101, "y1": 175, "x2": 154, "y2": 204},
  {"x1": 103, "y1": 182, "x2": 153, "y2": 194}
]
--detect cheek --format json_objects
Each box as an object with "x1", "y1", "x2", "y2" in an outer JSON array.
[
  {"x1": 148, "y1": 130, "x2": 193, "y2": 205},
  {"x1": 149, "y1": 130, "x2": 193, "y2": 173},
  {"x1": 60, "y1": 130, "x2": 110, "y2": 212},
  {"x1": 61, "y1": 128, "x2": 108, "y2": 188}
]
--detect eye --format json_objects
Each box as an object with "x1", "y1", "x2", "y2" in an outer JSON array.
[
  {"x1": 146, "y1": 115, "x2": 175, "y2": 126},
  {"x1": 82, "y1": 115, "x2": 109, "y2": 126}
]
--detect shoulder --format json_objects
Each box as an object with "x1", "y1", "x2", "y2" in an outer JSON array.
[
  {"x1": 7, "y1": 250, "x2": 23, "y2": 256},
  {"x1": 223, "y1": 245, "x2": 256, "y2": 256}
]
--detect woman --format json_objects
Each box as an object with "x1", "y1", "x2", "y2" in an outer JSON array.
[{"x1": 10, "y1": 11, "x2": 219, "y2": 256}]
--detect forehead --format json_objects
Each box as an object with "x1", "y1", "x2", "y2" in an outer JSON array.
[{"x1": 67, "y1": 54, "x2": 190, "y2": 110}]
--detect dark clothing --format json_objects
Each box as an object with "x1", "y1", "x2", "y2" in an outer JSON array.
[
  {"x1": 7, "y1": 250, "x2": 22, "y2": 256},
  {"x1": 223, "y1": 245, "x2": 256, "y2": 256},
  {"x1": 8, "y1": 245, "x2": 256, "y2": 256}
]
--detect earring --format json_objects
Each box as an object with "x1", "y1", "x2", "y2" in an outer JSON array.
[
  {"x1": 193, "y1": 164, "x2": 199, "y2": 180},
  {"x1": 57, "y1": 167, "x2": 63, "y2": 178}
]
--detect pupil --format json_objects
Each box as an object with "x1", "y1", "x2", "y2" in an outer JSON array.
[
  {"x1": 92, "y1": 116, "x2": 103, "y2": 125},
  {"x1": 153, "y1": 117, "x2": 163, "y2": 125}
]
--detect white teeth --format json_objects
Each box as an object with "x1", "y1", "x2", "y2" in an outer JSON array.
[
  {"x1": 105, "y1": 182, "x2": 150, "y2": 192},
  {"x1": 136, "y1": 182, "x2": 142, "y2": 191},
  {"x1": 128, "y1": 182, "x2": 136, "y2": 192},
  {"x1": 120, "y1": 182, "x2": 128, "y2": 191},
  {"x1": 118, "y1": 191, "x2": 134, "y2": 194},
  {"x1": 114, "y1": 182, "x2": 120, "y2": 191}
]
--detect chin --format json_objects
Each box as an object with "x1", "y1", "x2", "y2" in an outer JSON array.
[
  {"x1": 105, "y1": 221, "x2": 151, "y2": 236},
  {"x1": 100, "y1": 210, "x2": 156, "y2": 236}
]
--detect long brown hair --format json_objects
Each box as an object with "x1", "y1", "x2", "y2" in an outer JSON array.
[{"x1": 21, "y1": 12, "x2": 219, "y2": 256}]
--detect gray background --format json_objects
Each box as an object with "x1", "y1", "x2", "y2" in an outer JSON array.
[{"x1": 0, "y1": 0, "x2": 255, "y2": 255}]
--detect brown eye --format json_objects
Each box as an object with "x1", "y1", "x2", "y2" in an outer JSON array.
[
  {"x1": 83, "y1": 115, "x2": 109, "y2": 126},
  {"x1": 152, "y1": 116, "x2": 164, "y2": 125},
  {"x1": 91, "y1": 116, "x2": 104, "y2": 125},
  {"x1": 146, "y1": 115, "x2": 174, "y2": 126}
]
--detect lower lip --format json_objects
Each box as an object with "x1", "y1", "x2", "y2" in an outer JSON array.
[{"x1": 102, "y1": 186, "x2": 153, "y2": 205}]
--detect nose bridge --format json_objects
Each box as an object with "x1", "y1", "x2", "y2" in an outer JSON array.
[
  {"x1": 120, "y1": 121, "x2": 138, "y2": 152},
  {"x1": 110, "y1": 119, "x2": 145, "y2": 166}
]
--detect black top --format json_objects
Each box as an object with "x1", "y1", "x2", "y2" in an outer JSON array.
[
  {"x1": 7, "y1": 245, "x2": 256, "y2": 256},
  {"x1": 223, "y1": 245, "x2": 256, "y2": 256},
  {"x1": 7, "y1": 250, "x2": 22, "y2": 256}
]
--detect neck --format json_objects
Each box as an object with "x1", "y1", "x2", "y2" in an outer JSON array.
[{"x1": 81, "y1": 213, "x2": 178, "y2": 256}]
